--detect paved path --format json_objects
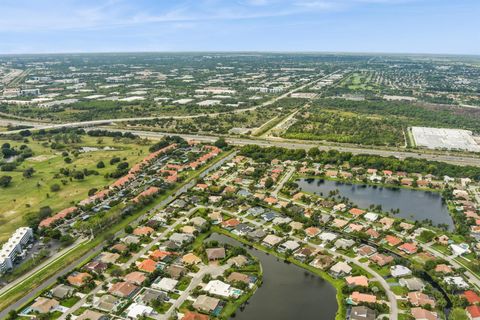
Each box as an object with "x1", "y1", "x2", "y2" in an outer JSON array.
[
  {"x1": 161, "y1": 263, "x2": 230, "y2": 320},
  {"x1": 420, "y1": 242, "x2": 480, "y2": 290},
  {"x1": 271, "y1": 166, "x2": 295, "y2": 197}
]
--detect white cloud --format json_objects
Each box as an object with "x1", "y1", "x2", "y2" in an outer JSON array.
[{"x1": 0, "y1": 0, "x2": 422, "y2": 32}]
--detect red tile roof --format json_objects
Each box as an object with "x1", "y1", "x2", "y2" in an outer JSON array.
[
  {"x1": 132, "y1": 187, "x2": 159, "y2": 203},
  {"x1": 182, "y1": 312, "x2": 210, "y2": 320},
  {"x1": 133, "y1": 226, "x2": 154, "y2": 236},
  {"x1": 385, "y1": 235, "x2": 402, "y2": 247},
  {"x1": 399, "y1": 242, "x2": 418, "y2": 254},
  {"x1": 138, "y1": 259, "x2": 157, "y2": 273},
  {"x1": 349, "y1": 208, "x2": 365, "y2": 216},
  {"x1": 467, "y1": 305, "x2": 480, "y2": 319},
  {"x1": 464, "y1": 290, "x2": 480, "y2": 305},
  {"x1": 39, "y1": 207, "x2": 78, "y2": 228}
]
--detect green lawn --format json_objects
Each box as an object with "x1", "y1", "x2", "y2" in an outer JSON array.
[
  {"x1": 0, "y1": 135, "x2": 149, "y2": 241},
  {"x1": 60, "y1": 296, "x2": 81, "y2": 307}
]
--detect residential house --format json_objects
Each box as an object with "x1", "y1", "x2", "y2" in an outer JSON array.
[
  {"x1": 330, "y1": 261, "x2": 352, "y2": 278},
  {"x1": 138, "y1": 259, "x2": 157, "y2": 273},
  {"x1": 30, "y1": 297, "x2": 59, "y2": 314},
  {"x1": 408, "y1": 291, "x2": 436, "y2": 307},
  {"x1": 109, "y1": 282, "x2": 138, "y2": 298},
  {"x1": 350, "y1": 291, "x2": 377, "y2": 304},
  {"x1": 467, "y1": 306, "x2": 480, "y2": 320},
  {"x1": 310, "y1": 255, "x2": 334, "y2": 270},
  {"x1": 399, "y1": 277, "x2": 425, "y2": 291},
  {"x1": 124, "y1": 271, "x2": 147, "y2": 285},
  {"x1": 370, "y1": 253, "x2": 394, "y2": 267},
  {"x1": 182, "y1": 311, "x2": 210, "y2": 320},
  {"x1": 278, "y1": 240, "x2": 300, "y2": 253},
  {"x1": 346, "y1": 275, "x2": 369, "y2": 288},
  {"x1": 50, "y1": 284, "x2": 74, "y2": 300},
  {"x1": 411, "y1": 307, "x2": 438, "y2": 320},
  {"x1": 390, "y1": 265, "x2": 412, "y2": 278},
  {"x1": 182, "y1": 253, "x2": 202, "y2": 265},
  {"x1": 206, "y1": 248, "x2": 226, "y2": 261},
  {"x1": 350, "y1": 306, "x2": 376, "y2": 320},
  {"x1": 193, "y1": 295, "x2": 220, "y2": 313},
  {"x1": 67, "y1": 272, "x2": 92, "y2": 287},
  {"x1": 262, "y1": 234, "x2": 283, "y2": 248}
]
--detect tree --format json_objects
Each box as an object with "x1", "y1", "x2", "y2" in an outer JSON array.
[
  {"x1": 264, "y1": 177, "x2": 274, "y2": 189},
  {"x1": 0, "y1": 175, "x2": 12, "y2": 187},
  {"x1": 125, "y1": 225, "x2": 133, "y2": 234},
  {"x1": 39, "y1": 206, "x2": 53, "y2": 219},
  {"x1": 50, "y1": 184, "x2": 61, "y2": 192},
  {"x1": 214, "y1": 137, "x2": 228, "y2": 149},
  {"x1": 23, "y1": 167, "x2": 35, "y2": 178},
  {"x1": 110, "y1": 157, "x2": 121, "y2": 165},
  {"x1": 96, "y1": 161, "x2": 105, "y2": 169},
  {"x1": 64, "y1": 157, "x2": 72, "y2": 163},
  {"x1": 6, "y1": 310, "x2": 18, "y2": 320},
  {"x1": 72, "y1": 171, "x2": 84, "y2": 180},
  {"x1": 88, "y1": 188, "x2": 98, "y2": 196},
  {"x1": 117, "y1": 162, "x2": 129, "y2": 170}
]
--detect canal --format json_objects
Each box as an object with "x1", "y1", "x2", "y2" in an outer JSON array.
[
  {"x1": 296, "y1": 178, "x2": 454, "y2": 230},
  {"x1": 208, "y1": 233, "x2": 338, "y2": 320}
]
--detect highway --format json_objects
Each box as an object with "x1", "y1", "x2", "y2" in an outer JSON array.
[{"x1": 90, "y1": 128, "x2": 480, "y2": 167}]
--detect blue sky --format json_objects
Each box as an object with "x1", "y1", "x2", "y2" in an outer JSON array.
[{"x1": 0, "y1": 0, "x2": 478, "y2": 54}]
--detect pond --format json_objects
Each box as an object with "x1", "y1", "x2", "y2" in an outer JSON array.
[
  {"x1": 296, "y1": 178, "x2": 454, "y2": 230},
  {"x1": 208, "y1": 233, "x2": 338, "y2": 320}
]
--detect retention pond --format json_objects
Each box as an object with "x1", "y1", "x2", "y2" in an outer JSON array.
[
  {"x1": 208, "y1": 233, "x2": 338, "y2": 320},
  {"x1": 296, "y1": 178, "x2": 454, "y2": 230}
]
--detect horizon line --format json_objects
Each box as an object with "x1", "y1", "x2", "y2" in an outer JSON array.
[{"x1": 1, "y1": 50, "x2": 479, "y2": 58}]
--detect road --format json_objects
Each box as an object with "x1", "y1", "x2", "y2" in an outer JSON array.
[
  {"x1": 271, "y1": 166, "x2": 295, "y2": 197},
  {"x1": 0, "y1": 238, "x2": 103, "y2": 319},
  {"x1": 0, "y1": 237, "x2": 88, "y2": 298},
  {"x1": 91, "y1": 128, "x2": 480, "y2": 167},
  {"x1": 162, "y1": 263, "x2": 230, "y2": 320},
  {"x1": 420, "y1": 242, "x2": 480, "y2": 291}
]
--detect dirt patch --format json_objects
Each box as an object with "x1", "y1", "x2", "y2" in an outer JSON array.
[{"x1": 26, "y1": 155, "x2": 56, "y2": 162}]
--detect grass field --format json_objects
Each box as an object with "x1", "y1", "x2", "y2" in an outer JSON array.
[
  {"x1": 338, "y1": 71, "x2": 380, "y2": 91},
  {"x1": 0, "y1": 135, "x2": 150, "y2": 241}
]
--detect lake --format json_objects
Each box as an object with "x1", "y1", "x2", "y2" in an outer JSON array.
[
  {"x1": 208, "y1": 233, "x2": 338, "y2": 320},
  {"x1": 296, "y1": 178, "x2": 454, "y2": 230}
]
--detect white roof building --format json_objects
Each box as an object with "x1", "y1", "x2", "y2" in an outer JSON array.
[
  {"x1": 0, "y1": 227, "x2": 34, "y2": 273},
  {"x1": 390, "y1": 265, "x2": 412, "y2": 278},
  {"x1": 278, "y1": 240, "x2": 300, "y2": 252},
  {"x1": 126, "y1": 303, "x2": 153, "y2": 319},
  {"x1": 364, "y1": 212, "x2": 379, "y2": 222},
  {"x1": 152, "y1": 277, "x2": 178, "y2": 292},
  {"x1": 319, "y1": 232, "x2": 338, "y2": 242},
  {"x1": 204, "y1": 280, "x2": 241, "y2": 298},
  {"x1": 450, "y1": 243, "x2": 471, "y2": 257},
  {"x1": 444, "y1": 276, "x2": 470, "y2": 290}
]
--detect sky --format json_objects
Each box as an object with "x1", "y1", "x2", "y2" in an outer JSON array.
[{"x1": 0, "y1": 0, "x2": 479, "y2": 55}]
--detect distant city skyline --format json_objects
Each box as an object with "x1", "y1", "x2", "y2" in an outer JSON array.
[{"x1": 0, "y1": 0, "x2": 479, "y2": 55}]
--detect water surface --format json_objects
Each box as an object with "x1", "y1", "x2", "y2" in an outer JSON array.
[
  {"x1": 209, "y1": 233, "x2": 338, "y2": 320},
  {"x1": 297, "y1": 178, "x2": 454, "y2": 230}
]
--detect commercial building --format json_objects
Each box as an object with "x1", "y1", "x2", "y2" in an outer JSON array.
[{"x1": 0, "y1": 227, "x2": 34, "y2": 273}]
